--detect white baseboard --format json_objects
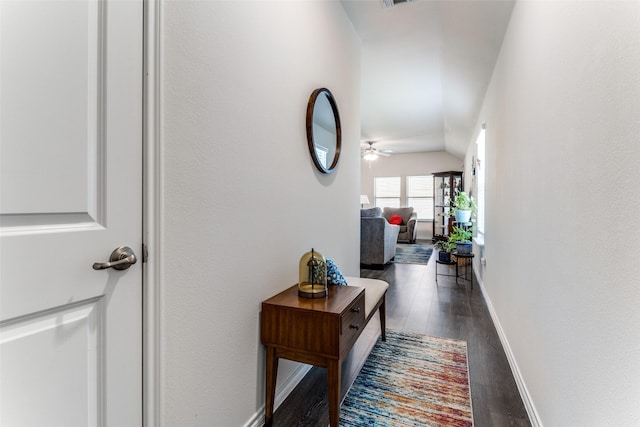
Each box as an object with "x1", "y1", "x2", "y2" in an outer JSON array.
[
  {"x1": 243, "y1": 364, "x2": 312, "y2": 427},
  {"x1": 473, "y1": 264, "x2": 543, "y2": 427}
]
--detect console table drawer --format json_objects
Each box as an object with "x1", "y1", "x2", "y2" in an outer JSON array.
[{"x1": 341, "y1": 292, "x2": 365, "y2": 338}]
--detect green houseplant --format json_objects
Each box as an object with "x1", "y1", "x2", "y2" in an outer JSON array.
[
  {"x1": 452, "y1": 191, "x2": 477, "y2": 224},
  {"x1": 449, "y1": 226, "x2": 472, "y2": 254},
  {"x1": 434, "y1": 239, "x2": 456, "y2": 262}
]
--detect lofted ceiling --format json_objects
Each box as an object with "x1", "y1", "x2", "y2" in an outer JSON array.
[{"x1": 340, "y1": 0, "x2": 515, "y2": 158}]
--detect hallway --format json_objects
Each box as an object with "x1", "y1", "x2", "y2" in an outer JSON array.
[{"x1": 273, "y1": 248, "x2": 531, "y2": 426}]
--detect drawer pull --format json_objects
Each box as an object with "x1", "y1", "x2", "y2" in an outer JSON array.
[
  {"x1": 351, "y1": 307, "x2": 361, "y2": 313},
  {"x1": 350, "y1": 324, "x2": 360, "y2": 331}
]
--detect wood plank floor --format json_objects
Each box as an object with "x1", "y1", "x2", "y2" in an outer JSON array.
[{"x1": 271, "y1": 244, "x2": 531, "y2": 426}]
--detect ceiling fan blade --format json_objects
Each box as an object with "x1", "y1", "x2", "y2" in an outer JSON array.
[{"x1": 361, "y1": 141, "x2": 392, "y2": 158}]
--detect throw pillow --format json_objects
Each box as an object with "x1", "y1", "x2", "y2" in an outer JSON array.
[
  {"x1": 326, "y1": 258, "x2": 348, "y2": 286},
  {"x1": 388, "y1": 214, "x2": 403, "y2": 225}
]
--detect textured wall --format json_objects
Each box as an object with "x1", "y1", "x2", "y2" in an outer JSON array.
[
  {"x1": 469, "y1": 1, "x2": 640, "y2": 425},
  {"x1": 160, "y1": 2, "x2": 361, "y2": 425}
]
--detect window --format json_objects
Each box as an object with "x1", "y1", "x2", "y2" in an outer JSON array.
[
  {"x1": 406, "y1": 175, "x2": 433, "y2": 220},
  {"x1": 374, "y1": 176, "x2": 400, "y2": 208},
  {"x1": 315, "y1": 145, "x2": 328, "y2": 169},
  {"x1": 476, "y1": 126, "x2": 486, "y2": 234}
]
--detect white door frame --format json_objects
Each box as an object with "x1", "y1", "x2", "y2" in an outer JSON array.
[{"x1": 143, "y1": 0, "x2": 163, "y2": 425}]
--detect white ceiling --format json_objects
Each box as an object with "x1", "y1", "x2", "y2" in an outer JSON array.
[{"x1": 340, "y1": 0, "x2": 515, "y2": 158}]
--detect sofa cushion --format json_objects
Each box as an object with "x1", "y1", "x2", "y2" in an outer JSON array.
[
  {"x1": 388, "y1": 214, "x2": 403, "y2": 225},
  {"x1": 326, "y1": 259, "x2": 348, "y2": 286},
  {"x1": 344, "y1": 276, "x2": 388, "y2": 318}
]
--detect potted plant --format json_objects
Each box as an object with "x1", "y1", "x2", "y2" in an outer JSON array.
[
  {"x1": 452, "y1": 191, "x2": 477, "y2": 224},
  {"x1": 434, "y1": 239, "x2": 456, "y2": 262},
  {"x1": 449, "y1": 226, "x2": 472, "y2": 254}
]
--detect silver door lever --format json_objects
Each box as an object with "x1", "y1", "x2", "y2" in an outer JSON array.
[{"x1": 93, "y1": 246, "x2": 137, "y2": 270}]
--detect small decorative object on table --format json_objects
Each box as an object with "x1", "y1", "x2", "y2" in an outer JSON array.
[
  {"x1": 326, "y1": 258, "x2": 348, "y2": 286},
  {"x1": 298, "y1": 248, "x2": 327, "y2": 298}
]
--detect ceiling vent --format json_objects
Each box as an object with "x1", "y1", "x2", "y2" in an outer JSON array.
[{"x1": 382, "y1": 0, "x2": 414, "y2": 8}]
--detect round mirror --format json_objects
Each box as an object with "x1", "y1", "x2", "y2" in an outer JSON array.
[{"x1": 306, "y1": 88, "x2": 341, "y2": 174}]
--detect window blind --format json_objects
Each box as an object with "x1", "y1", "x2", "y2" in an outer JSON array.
[
  {"x1": 374, "y1": 176, "x2": 401, "y2": 208},
  {"x1": 407, "y1": 175, "x2": 433, "y2": 220}
]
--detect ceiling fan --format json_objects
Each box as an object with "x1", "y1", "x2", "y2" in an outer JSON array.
[{"x1": 362, "y1": 141, "x2": 391, "y2": 160}]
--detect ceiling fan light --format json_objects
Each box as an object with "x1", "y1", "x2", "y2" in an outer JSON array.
[{"x1": 364, "y1": 152, "x2": 378, "y2": 161}]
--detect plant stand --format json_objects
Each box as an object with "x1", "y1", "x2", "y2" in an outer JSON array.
[
  {"x1": 436, "y1": 252, "x2": 475, "y2": 288},
  {"x1": 435, "y1": 258, "x2": 457, "y2": 283},
  {"x1": 452, "y1": 251, "x2": 475, "y2": 288}
]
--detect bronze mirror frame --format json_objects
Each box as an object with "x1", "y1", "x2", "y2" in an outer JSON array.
[{"x1": 306, "y1": 88, "x2": 341, "y2": 174}]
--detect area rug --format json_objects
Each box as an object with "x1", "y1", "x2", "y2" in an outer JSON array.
[
  {"x1": 340, "y1": 330, "x2": 473, "y2": 427},
  {"x1": 394, "y1": 242, "x2": 433, "y2": 265}
]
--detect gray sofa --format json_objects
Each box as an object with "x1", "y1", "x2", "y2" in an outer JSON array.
[
  {"x1": 383, "y1": 207, "x2": 418, "y2": 243},
  {"x1": 360, "y1": 207, "x2": 400, "y2": 268}
]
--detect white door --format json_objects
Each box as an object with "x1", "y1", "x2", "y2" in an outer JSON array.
[{"x1": 0, "y1": 1, "x2": 143, "y2": 426}]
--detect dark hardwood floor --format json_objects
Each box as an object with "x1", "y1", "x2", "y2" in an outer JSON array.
[{"x1": 271, "y1": 243, "x2": 531, "y2": 426}]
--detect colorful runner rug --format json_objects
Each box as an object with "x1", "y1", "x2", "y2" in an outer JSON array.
[{"x1": 340, "y1": 330, "x2": 473, "y2": 426}]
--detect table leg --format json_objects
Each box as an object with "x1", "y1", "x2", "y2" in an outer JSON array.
[
  {"x1": 379, "y1": 296, "x2": 387, "y2": 342},
  {"x1": 264, "y1": 346, "x2": 278, "y2": 426},
  {"x1": 327, "y1": 358, "x2": 342, "y2": 427}
]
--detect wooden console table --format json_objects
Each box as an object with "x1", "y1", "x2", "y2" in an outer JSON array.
[{"x1": 261, "y1": 284, "x2": 366, "y2": 427}]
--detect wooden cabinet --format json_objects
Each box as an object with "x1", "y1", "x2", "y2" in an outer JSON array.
[
  {"x1": 261, "y1": 284, "x2": 366, "y2": 427},
  {"x1": 432, "y1": 171, "x2": 463, "y2": 241}
]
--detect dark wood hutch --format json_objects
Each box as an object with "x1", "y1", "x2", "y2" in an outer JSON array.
[{"x1": 432, "y1": 171, "x2": 463, "y2": 241}]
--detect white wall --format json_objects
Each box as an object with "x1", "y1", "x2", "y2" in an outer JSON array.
[
  {"x1": 160, "y1": 2, "x2": 361, "y2": 425},
  {"x1": 361, "y1": 151, "x2": 462, "y2": 239},
  {"x1": 467, "y1": 1, "x2": 640, "y2": 425}
]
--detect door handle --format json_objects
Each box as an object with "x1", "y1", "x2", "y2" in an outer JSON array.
[{"x1": 93, "y1": 246, "x2": 137, "y2": 271}]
